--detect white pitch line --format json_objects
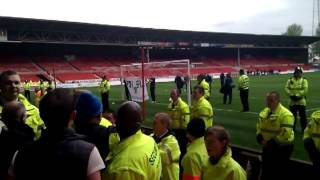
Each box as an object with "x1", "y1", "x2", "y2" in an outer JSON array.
[
  {"x1": 307, "y1": 108, "x2": 320, "y2": 112},
  {"x1": 215, "y1": 108, "x2": 259, "y2": 115}
]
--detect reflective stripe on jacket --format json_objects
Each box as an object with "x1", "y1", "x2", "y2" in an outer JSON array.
[{"x1": 256, "y1": 103, "x2": 294, "y2": 144}]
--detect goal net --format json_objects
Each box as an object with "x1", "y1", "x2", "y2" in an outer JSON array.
[{"x1": 120, "y1": 59, "x2": 192, "y2": 105}]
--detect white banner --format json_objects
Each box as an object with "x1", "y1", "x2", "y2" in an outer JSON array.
[{"x1": 125, "y1": 77, "x2": 149, "y2": 102}]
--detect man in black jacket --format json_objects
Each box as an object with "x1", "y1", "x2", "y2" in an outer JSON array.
[{"x1": 8, "y1": 88, "x2": 105, "y2": 180}]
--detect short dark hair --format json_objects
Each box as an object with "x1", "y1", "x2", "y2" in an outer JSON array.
[
  {"x1": 187, "y1": 118, "x2": 206, "y2": 138},
  {"x1": 0, "y1": 70, "x2": 19, "y2": 84},
  {"x1": 193, "y1": 85, "x2": 205, "y2": 95},
  {"x1": 39, "y1": 88, "x2": 76, "y2": 130}
]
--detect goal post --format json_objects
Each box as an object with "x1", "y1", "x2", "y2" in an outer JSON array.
[{"x1": 120, "y1": 59, "x2": 192, "y2": 106}]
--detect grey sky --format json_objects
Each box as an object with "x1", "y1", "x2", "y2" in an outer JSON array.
[{"x1": 0, "y1": 0, "x2": 315, "y2": 36}]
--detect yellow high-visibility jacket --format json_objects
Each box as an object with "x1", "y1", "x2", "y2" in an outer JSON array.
[
  {"x1": 200, "y1": 79, "x2": 210, "y2": 99},
  {"x1": 168, "y1": 97, "x2": 190, "y2": 129},
  {"x1": 238, "y1": 75, "x2": 249, "y2": 90},
  {"x1": 103, "y1": 130, "x2": 161, "y2": 180},
  {"x1": 181, "y1": 137, "x2": 208, "y2": 180},
  {"x1": 256, "y1": 103, "x2": 294, "y2": 144},
  {"x1": 285, "y1": 77, "x2": 308, "y2": 106},
  {"x1": 23, "y1": 82, "x2": 31, "y2": 91},
  {"x1": 191, "y1": 96, "x2": 214, "y2": 128},
  {"x1": 202, "y1": 147, "x2": 247, "y2": 180},
  {"x1": 156, "y1": 134, "x2": 180, "y2": 180},
  {"x1": 304, "y1": 110, "x2": 320, "y2": 151},
  {"x1": 100, "y1": 79, "x2": 110, "y2": 94}
]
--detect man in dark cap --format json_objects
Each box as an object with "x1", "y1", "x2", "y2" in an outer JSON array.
[
  {"x1": 103, "y1": 101, "x2": 161, "y2": 180},
  {"x1": 181, "y1": 118, "x2": 208, "y2": 180},
  {"x1": 285, "y1": 66, "x2": 308, "y2": 131},
  {"x1": 74, "y1": 92, "x2": 113, "y2": 160}
]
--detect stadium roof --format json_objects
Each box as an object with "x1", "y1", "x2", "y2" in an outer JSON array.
[{"x1": 0, "y1": 16, "x2": 319, "y2": 47}]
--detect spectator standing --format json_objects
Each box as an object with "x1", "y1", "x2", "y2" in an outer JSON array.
[
  {"x1": 74, "y1": 92, "x2": 112, "y2": 160},
  {"x1": 223, "y1": 73, "x2": 234, "y2": 104},
  {"x1": 149, "y1": 77, "x2": 156, "y2": 103},
  {"x1": 8, "y1": 88, "x2": 105, "y2": 180},
  {"x1": 174, "y1": 75, "x2": 185, "y2": 94},
  {"x1": 220, "y1": 72, "x2": 225, "y2": 88}
]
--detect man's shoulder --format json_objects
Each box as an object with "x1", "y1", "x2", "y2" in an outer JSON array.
[{"x1": 18, "y1": 94, "x2": 38, "y2": 111}]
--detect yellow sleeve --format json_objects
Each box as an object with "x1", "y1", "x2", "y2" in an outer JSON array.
[
  {"x1": 25, "y1": 110, "x2": 45, "y2": 140},
  {"x1": 181, "y1": 104, "x2": 190, "y2": 128},
  {"x1": 109, "y1": 133, "x2": 120, "y2": 151},
  {"x1": 303, "y1": 120, "x2": 313, "y2": 140},
  {"x1": 100, "y1": 117, "x2": 112, "y2": 127},
  {"x1": 275, "y1": 114, "x2": 294, "y2": 143},
  {"x1": 182, "y1": 154, "x2": 202, "y2": 179},
  {"x1": 285, "y1": 79, "x2": 292, "y2": 96},
  {"x1": 256, "y1": 118, "x2": 262, "y2": 135},
  {"x1": 198, "y1": 105, "x2": 213, "y2": 121},
  {"x1": 256, "y1": 108, "x2": 269, "y2": 136},
  {"x1": 297, "y1": 79, "x2": 308, "y2": 97},
  {"x1": 106, "y1": 81, "x2": 111, "y2": 91}
]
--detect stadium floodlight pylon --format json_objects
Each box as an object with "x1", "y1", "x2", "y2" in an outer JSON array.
[{"x1": 120, "y1": 59, "x2": 192, "y2": 106}]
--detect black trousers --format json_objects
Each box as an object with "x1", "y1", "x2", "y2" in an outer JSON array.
[
  {"x1": 101, "y1": 91, "x2": 109, "y2": 112},
  {"x1": 261, "y1": 143, "x2": 293, "y2": 180},
  {"x1": 223, "y1": 89, "x2": 232, "y2": 104},
  {"x1": 240, "y1": 89, "x2": 249, "y2": 111},
  {"x1": 289, "y1": 105, "x2": 307, "y2": 131},
  {"x1": 304, "y1": 138, "x2": 320, "y2": 179},
  {"x1": 150, "y1": 85, "x2": 155, "y2": 101},
  {"x1": 124, "y1": 85, "x2": 131, "y2": 100},
  {"x1": 24, "y1": 90, "x2": 31, "y2": 102},
  {"x1": 172, "y1": 129, "x2": 187, "y2": 176}
]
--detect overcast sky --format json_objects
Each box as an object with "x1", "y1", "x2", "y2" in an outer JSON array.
[{"x1": 0, "y1": 0, "x2": 315, "y2": 36}]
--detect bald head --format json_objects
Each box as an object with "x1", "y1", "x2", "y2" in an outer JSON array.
[
  {"x1": 2, "y1": 101, "x2": 26, "y2": 126},
  {"x1": 116, "y1": 101, "x2": 142, "y2": 139},
  {"x1": 170, "y1": 89, "x2": 180, "y2": 102},
  {"x1": 266, "y1": 91, "x2": 280, "y2": 111}
]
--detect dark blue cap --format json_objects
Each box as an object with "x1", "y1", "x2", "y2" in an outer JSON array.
[{"x1": 76, "y1": 92, "x2": 102, "y2": 120}]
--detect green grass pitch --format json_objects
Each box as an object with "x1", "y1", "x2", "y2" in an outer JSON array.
[{"x1": 84, "y1": 71, "x2": 320, "y2": 161}]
